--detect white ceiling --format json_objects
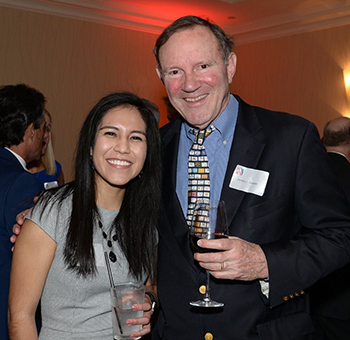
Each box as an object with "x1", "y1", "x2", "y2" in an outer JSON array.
[{"x1": 1, "y1": 0, "x2": 350, "y2": 44}]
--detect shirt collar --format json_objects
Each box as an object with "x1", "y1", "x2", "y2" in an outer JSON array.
[
  {"x1": 5, "y1": 147, "x2": 28, "y2": 171},
  {"x1": 184, "y1": 94, "x2": 238, "y2": 141},
  {"x1": 327, "y1": 151, "x2": 350, "y2": 163}
]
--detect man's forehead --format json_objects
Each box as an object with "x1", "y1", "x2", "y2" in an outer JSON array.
[{"x1": 158, "y1": 27, "x2": 219, "y2": 65}]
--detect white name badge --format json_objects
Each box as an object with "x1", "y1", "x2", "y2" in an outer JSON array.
[
  {"x1": 229, "y1": 165, "x2": 269, "y2": 196},
  {"x1": 93, "y1": 243, "x2": 105, "y2": 267},
  {"x1": 44, "y1": 181, "x2": 59, "y2": 190}
]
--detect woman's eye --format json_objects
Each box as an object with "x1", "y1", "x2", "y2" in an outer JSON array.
[
  {"x1": 104, "y1": 131, "x2": 116, "y2": 137},
  {"x1": 131, "y1": 135, "x2": 143, "y2": 141}
]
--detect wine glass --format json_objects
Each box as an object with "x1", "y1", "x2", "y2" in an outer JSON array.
[{"x1": 189, "y1": 200, "x2": 228, "y2": 307}]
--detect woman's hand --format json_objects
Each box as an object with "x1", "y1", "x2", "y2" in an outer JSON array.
[{"x1": 127, "y1": 296, "x2": 154, "y2": 338}]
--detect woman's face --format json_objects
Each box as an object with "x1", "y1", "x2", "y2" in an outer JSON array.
[
  {"x1": 42, "y1": 113, "x2": 51, "y2": 156},
  {"x1": 92, "y1": 106, "x2": 147, "y2": 193}
]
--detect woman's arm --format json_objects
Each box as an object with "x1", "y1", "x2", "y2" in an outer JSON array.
[{"x1": 8, "y1": 220, "x2": 56, "y2": 339}]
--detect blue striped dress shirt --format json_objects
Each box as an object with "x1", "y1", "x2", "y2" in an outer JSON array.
[{"x1": 176, "y1": 94, "x2": 239, "y2": 216}]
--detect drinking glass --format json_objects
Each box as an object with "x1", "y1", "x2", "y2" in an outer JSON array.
[
  {"x1": 110, "y1": 282, "x2": 145, "y2": 339},
  {"x1": 189, "y1": 200, "x2": 228, "y2": 307}
]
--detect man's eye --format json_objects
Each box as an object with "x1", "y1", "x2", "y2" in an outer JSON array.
[
  {"x1": 198, "y1": 64, "x2": 210, "y2": 71},
  {"x1": 165, "y1": 69, "x2": 183, "y2": 78}
]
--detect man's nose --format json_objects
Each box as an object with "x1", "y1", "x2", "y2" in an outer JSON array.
[{"x1": 182, "y1": 72, "x2": 200, "y2": 93}]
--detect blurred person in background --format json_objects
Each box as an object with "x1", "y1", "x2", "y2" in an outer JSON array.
[
  {"x1": 310, "y1": 116, "x2": 350, "y2": 340},
  {"x1": 0, "y1": 83, "x2": 45, "y2": 340},
  {"x1": 27, "y1": 109, "x2": 64, "y2": 189}
]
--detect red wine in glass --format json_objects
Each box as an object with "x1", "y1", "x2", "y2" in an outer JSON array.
[
  {"x1": 189, "y1": 200, "x2": 228, "y2": 307},
  {"x1": 190, "y1": 233, "x2": 228, "y2": 253}
]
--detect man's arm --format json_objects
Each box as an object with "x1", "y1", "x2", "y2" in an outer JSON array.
[
  {"x1": 195, "y1": 122, "x2": 350, "y2": 307},
  {"x1": 7, "y1": 173, "x2": 41, "y2": 249}
]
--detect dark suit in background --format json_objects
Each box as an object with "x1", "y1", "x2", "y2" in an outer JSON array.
[
  {"x1": 310, "y1": 151, "x2": 350, "y2": 340},
  {"x1": 0, "y1": 83, "x2": 46, "y2": 340},
  {"x1": 327, "y1": 152, "x2": 350, "y2": 202},
  {"x1": 0, "y1": 147, "x2": 43, "y2": 340},
  {"x1": 153, "y1": 96, "x2": 350, "y2": 340}
]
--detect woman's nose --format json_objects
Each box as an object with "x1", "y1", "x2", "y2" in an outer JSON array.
[{"x1": 113, "y1": 138, "x2": 130, "y2": 153}]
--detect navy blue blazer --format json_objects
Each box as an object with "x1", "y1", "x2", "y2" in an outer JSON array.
[
  {"x1": 153, "y1": 96, "x2": 350, "y2": 340},
  {"x1": 0, "y1": 147, "x2": 43, "y2": 340}
]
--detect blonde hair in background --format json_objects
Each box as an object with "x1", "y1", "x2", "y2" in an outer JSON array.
[{"x1": 42, "y1": 110, "x2": 57, "y2": 176}]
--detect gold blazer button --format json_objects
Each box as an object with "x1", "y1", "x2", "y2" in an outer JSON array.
[
  {"x1": 199, "y1": 285, "x2": 207, "y2": 294},
  {"x1": 204, "y1": 332, "x2": 213, "y2": 340}
]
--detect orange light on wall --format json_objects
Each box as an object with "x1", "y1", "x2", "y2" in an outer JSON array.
[{"x1": 344, "y1": 69, "x2": 350, "y2": 117}]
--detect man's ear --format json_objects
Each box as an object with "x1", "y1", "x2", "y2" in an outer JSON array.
[
  {"x1": 227, "y1": 52, "x2": 237, "y2": 84},
  {"x1": 23, "y1": 122, "x2": 35, "y2": 142},
  {"x1": 30, "y1": 123, "x2": 35, "y2": 137},
  {"x1": 156, "y1": 66, "x2": 164, "y2": 84}
]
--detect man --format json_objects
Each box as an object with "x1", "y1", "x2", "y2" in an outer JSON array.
[
  {"x1": 310, "y1": 116, "x2": 350, "y2": 339},
  {"x1": 0, "y1": 84, "x2": 46, "y2": 340},
  {"x1": 153, "y1": 16, "x2": 350, "y2": 339},
  {"x1": 323, "y1": 117, "x2": 350, "y2": 202}
]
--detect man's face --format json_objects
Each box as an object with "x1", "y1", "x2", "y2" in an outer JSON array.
[
  {"x1": 41, "y1": 113, "x2": 51, "y2": 156},
  {"x1": 157, "y1": 26, "x2": 236, "y2": 129},
  {"x1": 30, "y1": 119, "x2": 46, "y2": 162}
]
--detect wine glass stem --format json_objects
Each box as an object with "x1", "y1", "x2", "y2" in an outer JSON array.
[{"x1": 205, "y1": 270, "x2": 211, "y2": 301}]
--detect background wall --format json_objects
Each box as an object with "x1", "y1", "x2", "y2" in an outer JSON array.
[
  {"x1": 1, "y1": 6, "x2": 350, "y2": 181},
  {"x1": 0, "y1": 6, "x2": 167, "y2": 181},
  {"x1": 232, "y1": 24, "x2": 350, "y2": 133}
]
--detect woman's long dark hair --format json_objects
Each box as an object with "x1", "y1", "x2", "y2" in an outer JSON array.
[{"x1": 36, "y1": 92, "x2": 161, "y2": 282}]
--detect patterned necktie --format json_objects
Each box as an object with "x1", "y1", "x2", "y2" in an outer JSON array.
[{"x1": 186, "y1": 126, "x2": 215, "y2": 227}]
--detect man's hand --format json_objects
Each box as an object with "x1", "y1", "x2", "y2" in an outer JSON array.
[
  {"x1": 194, "y1": 236, "x2": 269, "y2": 281},
  {"x1": 10, "y1": 208, "x2": 31, "y2": 251}
]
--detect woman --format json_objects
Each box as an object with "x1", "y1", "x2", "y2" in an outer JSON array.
[
  {"x1": 28, "y1": 110, "x2": 65, "y2": 188},
  {"x1": 8, "y1": 92, "x2": 161, "y2": 339}
]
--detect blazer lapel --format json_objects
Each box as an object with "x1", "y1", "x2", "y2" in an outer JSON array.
[
  {"x1": 161, "y1": 120, "x2": 200, "y2": 273},
  {"x1": 221, "y1": 97, "x2": 266, "y2": 228}
]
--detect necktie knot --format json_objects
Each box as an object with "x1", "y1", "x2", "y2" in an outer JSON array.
[{"x1": 190, "y1": 125, "x2": 215, "y2": 146}]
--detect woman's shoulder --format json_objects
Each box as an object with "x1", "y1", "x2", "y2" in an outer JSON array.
[
  {"x1": 32, "y1": 187, "x2": 73, "y2": 220},
  {"x1": 27, "y1": 189, "x2": 73, "y2": 241}
]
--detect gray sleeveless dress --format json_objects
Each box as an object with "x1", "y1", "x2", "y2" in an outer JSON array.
[{"x1": 26, "y1": 195, "x2": 147, "y2": 340}]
